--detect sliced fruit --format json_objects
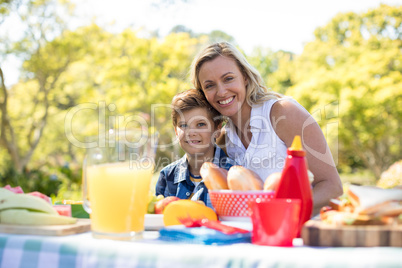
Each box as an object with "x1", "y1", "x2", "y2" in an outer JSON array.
[
  {"x1": 0, "y1": 209, "x2": 77, "y2": 225},
  {"x1": 28, "y1": 191, "x2": 52, "y2": 204},
  {"x1": 154, "y1": 196, "x2": 180, "y2": 214},
  {"x1": 4, "y1": 185, "x2": 24, "y2": 194},
  {"x1": 0, "y1": 194, "x2": 57, "y2": 215},
  {"x1": 0, "y1": 188, "x2": 16, "y2": 199},
  {"x1": 163, "y1": 199, "x2": 217, "y2": 226}
]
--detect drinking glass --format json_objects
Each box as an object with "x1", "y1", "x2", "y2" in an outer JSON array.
[
  {"x1": 249, "y1": 198, "x2": 301, "y2": 246},
  {"x1": 83, "y1": 129, "x2": 158, "y2": 240}
]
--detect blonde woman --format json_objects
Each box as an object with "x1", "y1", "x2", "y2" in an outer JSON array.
[{"x1": 190, "y1": 42, "x2": 343, "y2": 215}]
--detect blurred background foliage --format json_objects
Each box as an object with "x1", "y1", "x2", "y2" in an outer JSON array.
[{"x1": 0, "y1": 0, "x2": 401, "y2": 199}]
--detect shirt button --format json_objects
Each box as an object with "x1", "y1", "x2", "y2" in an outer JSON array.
[{"x1": 186, "y1": 192, "x2": 190, "y2": 197}]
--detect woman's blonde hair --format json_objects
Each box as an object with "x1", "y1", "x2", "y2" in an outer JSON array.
[{"x1": 190, "y1": 42, "x2": 282, "y2": 106}]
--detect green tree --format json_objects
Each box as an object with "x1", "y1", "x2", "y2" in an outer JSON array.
[
  {"x1": 0, "y1": 0, "x2": 76, "y2": 173},
  {"x1": 248, "y1": 47, "x2": 295, "y2": 95},
  {"x1": 272, "y1": 4, "x2": 402, "y2": 180}
]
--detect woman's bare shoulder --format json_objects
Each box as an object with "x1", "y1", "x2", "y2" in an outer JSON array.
[{"x1": 270, "y1": 98, "x2": 311, "y2": 146}]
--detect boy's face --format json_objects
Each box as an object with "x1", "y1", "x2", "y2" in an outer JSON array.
[{"x1": 175, "y1": 108, "x2": 220, "y2": 157}]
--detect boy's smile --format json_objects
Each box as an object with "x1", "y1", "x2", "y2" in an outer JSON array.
[{"x1": 175, "y1": 107, "x2": 219, "y2": 158}]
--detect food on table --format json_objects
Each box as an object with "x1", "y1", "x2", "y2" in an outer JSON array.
[
  {"x1": 200, "y1": 162, "x2": 229, "y2": 190},
  {"x1": 347, "y1": 184, "x2": 402, "y2": 215},
  {"x1": 0, "y1": 193, "x2": 58, "y2": 215},
  {"x1": 0, "y1": 188, "x2": 77, "y2": 225},
  {"x1": 0, "y1": 187, "x2": 16, "y2": 199},
  {"x1": 3, "y1": 185, "x2": 53, "y2": 203},
  {"x1": 320, "y1": 184, "x2": 402, "y2": 226},
  {"x1": 264, "y1": 172, "x2": 282, "y2": 191},
  {"x1": 27, "y1": 191, "x2": 52, "y2": 204},
  {"x1": 264, "y1": 170, "x2": 314, "y2": 191},
  {"x1": 163, "y1": 199, "x2": 217, "y2": 226},
  {"x1": 1, "y1": 209, "x2": 76, "y2": 225},
  {"x1": 154, "y1": 196, "x2": 180, "y2": 214},
  {"x1": 4, "y1": 185, "x2": 24, "y2": 194},
  {"x1": 147, "y1": 194, "x2": 164, "y2": 214},
  {"x1": 53, "y1": 205, "x2": 72, "y2": 217},
  {"x1": 227, "y1": 165, "x2": 264, "y2": 191},
  {"x1": 200, "y1": 163, "x2": 266, "y2": 191}
]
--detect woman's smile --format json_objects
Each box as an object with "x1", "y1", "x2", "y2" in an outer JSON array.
[{"x1": 218, "y1": 96, "x2": 235, "y2": 106}]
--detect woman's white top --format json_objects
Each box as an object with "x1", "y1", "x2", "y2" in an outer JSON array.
[{"x1": 225, "y1": 98, "x2": 288, "y2": 181}]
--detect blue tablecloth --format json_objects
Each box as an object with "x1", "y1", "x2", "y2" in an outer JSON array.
[{"x1": 1, "y1": 231, "x2": 402, "y2": 268}]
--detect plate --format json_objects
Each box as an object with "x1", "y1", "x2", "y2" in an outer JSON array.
[
  {"x1": 219, "y1": 216, "x2": 251, "y2": 223},
  {"x1": 144, "y1": 214, "x2": 164, "y2": 231}
]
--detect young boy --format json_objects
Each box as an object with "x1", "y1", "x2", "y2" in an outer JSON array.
[{"x1": 155, "y1": 89, "x2": 236, "y2": 208}]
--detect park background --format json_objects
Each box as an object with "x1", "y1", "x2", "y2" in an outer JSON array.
[{"x1": 0, "y1": 0, "x2": 401, "y2": 201}]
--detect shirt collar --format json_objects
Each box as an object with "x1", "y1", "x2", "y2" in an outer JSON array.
[
  {"x1": 174, "y1": 147, "x2": 221, "y2": 184},
  {"x1": 174, "y1": 155, "x2": 189, "y2": 184},
  {"x1": 225, "y1": 104, "x2": 264, "y2": 147}
]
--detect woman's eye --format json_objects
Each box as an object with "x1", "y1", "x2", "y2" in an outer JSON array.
[{"x1": 225, "y1": 76, "x2": 234, "y2": 82}]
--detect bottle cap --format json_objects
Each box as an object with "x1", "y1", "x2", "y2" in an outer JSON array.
[
  {"x1": 287, "y1": 135, "x2": 305, "y2": 157},
  {"x1": 290, "y1": 135, "x2": 303, "y2": 151}
]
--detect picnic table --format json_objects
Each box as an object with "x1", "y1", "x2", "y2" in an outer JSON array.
[{"x1": 1, "y1": 230, "x2": 402, "y2": 268}]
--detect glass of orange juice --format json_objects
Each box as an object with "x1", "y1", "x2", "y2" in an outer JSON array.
[{"x1": 82, "y1": 129, "x2": 158, "y2": 240}]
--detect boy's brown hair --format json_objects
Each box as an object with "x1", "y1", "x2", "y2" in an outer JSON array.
[{"x1": 171, "y1": 89, "x2": 223, "y2": 128}]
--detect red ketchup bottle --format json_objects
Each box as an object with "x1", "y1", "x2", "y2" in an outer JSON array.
[{"x1": 274, "y1": 135, "x2": 313, "y2": 237}]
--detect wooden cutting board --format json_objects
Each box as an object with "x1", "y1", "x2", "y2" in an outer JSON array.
[
  {"x1": 0, "y1": 219, "x2": 91, "y2": 236},
  {"x1": 302, "y1": 219, "x2": 402, "y2": 247}
]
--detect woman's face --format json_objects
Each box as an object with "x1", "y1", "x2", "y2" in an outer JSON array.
[{"x1": 198, "y1": 56, "x2": 248, "y2": 119}]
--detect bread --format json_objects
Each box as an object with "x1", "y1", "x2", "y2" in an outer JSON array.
[
  {"x1": 264, "y1": 172, "x2": 282, "y2": 191},
  {"x1": 200, "y1": 162, "x2": 229, "y2": 190},
  {"x1": 320, "y1": 185, "x2": 402, "y2": 226},
  {"x1": 347, "y1": 185, "x2": 402, "y2": 215},
  {"x1": 227, "y1": 166, "x2": 264, "y2": 191}
]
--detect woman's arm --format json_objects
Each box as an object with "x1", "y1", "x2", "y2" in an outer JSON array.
[{"x1": 271, "y1": 99, "x2": 343, "y2": 216}]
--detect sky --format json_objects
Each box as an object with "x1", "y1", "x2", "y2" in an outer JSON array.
[
  {"x1": 2, "y1": 0, "x2": 402, "y2": 86},
  {"x1": 71, "y1": 0, "x2": 402, "y2": 54}
]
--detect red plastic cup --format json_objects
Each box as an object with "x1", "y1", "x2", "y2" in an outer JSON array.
[{"x1": 249, "y1": 198, "x2": 301, "y2": 247}]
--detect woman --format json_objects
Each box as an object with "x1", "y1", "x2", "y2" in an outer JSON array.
[{"x1": 190, "y1": 42, "x2": 343, "y2": 215}]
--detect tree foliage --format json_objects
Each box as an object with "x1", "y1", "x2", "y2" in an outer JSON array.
[
  {"x1": 0, "y1": 0, "x2": 75, "y2": 173},
  {"x1": 270, "y1": 4, "x2": 402, "y2": 179}
]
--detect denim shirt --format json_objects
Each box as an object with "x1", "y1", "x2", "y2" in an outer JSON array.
[{"x1": 155, "y1": 146, "x2": 236, "y2": 208}]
